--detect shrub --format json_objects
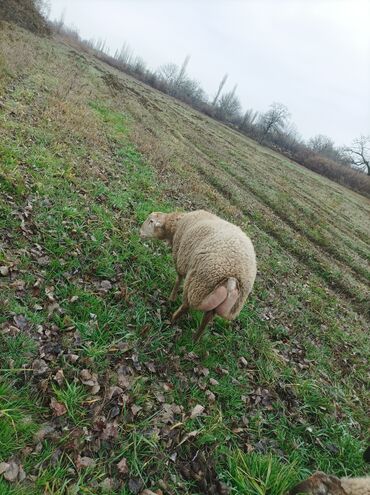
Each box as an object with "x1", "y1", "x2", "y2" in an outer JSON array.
[{"x1": 0, "y1": 0, "x2": 50, "y2": 36}]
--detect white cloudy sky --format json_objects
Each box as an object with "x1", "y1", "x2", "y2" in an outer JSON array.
[{"x1": 47, "y1": 0, "x2": 370, "y2": 146}]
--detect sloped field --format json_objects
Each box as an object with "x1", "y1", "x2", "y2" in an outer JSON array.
[{"x1": 0, "y1": 23, "x2": 369, "y2": 495}]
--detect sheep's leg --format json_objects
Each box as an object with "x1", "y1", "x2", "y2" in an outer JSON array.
[
  {"x1": 169, "y1": 274, "x2": 183, "y2": 302},
  {"x1": 194, "y1": 310, "x2": 215, "y2": 342},
  {"x1": 171, "y1": 302, "x2": 189, "y2": 323}
]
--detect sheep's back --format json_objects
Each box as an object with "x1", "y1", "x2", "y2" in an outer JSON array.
[
  {"x1": 341, "y1": 478, "x2": 370, "y2": 495},
  {"x1": 172, "y1": 210, "x2": 217, "y2": 272},
  {"x1": 173, "y1": 212, "x2": 256, "y2": 312}
]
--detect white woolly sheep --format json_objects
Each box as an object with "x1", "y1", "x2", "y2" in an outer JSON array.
[
  {"x1": 140, "y1": 209, "x2": 257, "y2": 340},
  {"x1": 289, "y1": 472, "x2": 370, "y2": 495}
]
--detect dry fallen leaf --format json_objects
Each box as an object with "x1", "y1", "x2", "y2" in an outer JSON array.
[
  {"x1": 128, "y1": 478, "x2": 144, "y2": 494},
  {"x1": 45, "y1": 286, "x2": 55, "y2": 301},
  {"x1": 154, "y1": 391, "x2": 165, "y2": 403},
  {"x1": 194, "y1": 366, "x2": 209, "y2": 377},
  {"x1": 140, "y1": 490, "x2": 163, "y2": 495},
  {"x1": 177, "y1": 430, "x2": 198, "y2": 447},
  {"x1": 54, "y1": 369, "x2": 65, "y2": 385},
  {"x1": 1, "y1": 325, "x2": 20, "y2": 336},
  {"x1": 118, "y1": 393, "x2": 130, "y2": 406},
  {"x1": 107, "y1": 385, "x2": 124, "y2": 399},
  {"x1": 67, "y1": 353, "x2": 79, "y2": 363},
  {"x1": 13, "y1": 315, "x2": 28, "y2": 330},
  {"x1": 76, "y1": 455, "x2": 96, "y2": 470},
  {"x1": 0, "y1": 266, "x2": 9, "y2": 276},
  {"x1": 80, "y1": 369, "x2": 100, "y2": 394},
  {"x1": 37, "y1": 256, "x2": 50, "y2": 266},
  {"x1": 47, "y1": 302, "x2": 61, "y2": 316},
  {"x1": 34, "y1": 424, "x2": 55, "y2": 442},
  {"x1": 0, "y1": 462, "x2": 10, "y2": 475},
  {"x1": 239, "y1": 356, "x2": 248, "y2": 367},
  {"x1": 100, "y1": 280, "x2": 112, "y2": 291},
  {"x1": 116, "y1": 457, "x2": 129, "y2": 476},
  {"x1": 101, "y1": 422, "x2": 119, "y2": 440},
  {"x1": 146, "y1": 362, "x2": 156, "y2": 373},
  {"x1": 205, "y1": 390, "x2": 216, "y2": 402},
  {"x1": 190, "y1": 404, "x2": 205, "y2": 419},
  {"x1": 11, "y1": 279, "x2": 26, "y2": 291},
  {"x1": 131, "y1": 404, "x2": 142, "y2": 417},
  {"x1": 99, "y1": 478, "x2": 116, "y2": 491},
  {"x1": 50, "y1": 398, "x2": 67, "y2": 417},
  {"x1": 32, "y1": 359, "x2": 49, "y2": 376},
  {"x1": 117, "y1": 373, "x2": 132, "y2": 389},
  {"x1": 0, "y1": 461, "x2": 20, "y2": 482},
  {"x1": 18, "y1": 465, "x2": 26, "y2": 482}
]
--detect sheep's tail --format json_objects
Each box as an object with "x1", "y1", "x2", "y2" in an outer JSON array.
[{"x1": 198, "y1": 277, "x2": 240, "y2": 319}]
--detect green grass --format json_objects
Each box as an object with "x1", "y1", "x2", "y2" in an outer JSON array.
[
  {"x1": 223, "y1": 450, "x2": 300, "y2": 495},
  {"x1": 0, "y1": 22, "x2": 368, "y2": 494},
  {"x1": 52, "y1": 382, "x2": 88, "y2": 426},
  {"x1": 0, "y1": 383, "x2": 42, "y2": 460}
]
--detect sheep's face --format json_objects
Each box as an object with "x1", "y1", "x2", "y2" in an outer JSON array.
[
  {"x1": 140, "y1": 212, "x2": 167, "y2": 240},
  {"x1": 289, "y1": 472, "x2": 345, "y2": 495}
]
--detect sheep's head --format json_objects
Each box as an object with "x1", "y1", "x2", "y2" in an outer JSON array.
[
  {"x1": 140, "y1": 212, "x2": 167, "y2": 240},
  {"x1": 289, "y1": 472, "x2": 346, "y2": 495}
]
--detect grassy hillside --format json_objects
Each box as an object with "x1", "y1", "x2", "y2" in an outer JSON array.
[{"x1": 0, "y1": 22, "x2": 369, "y2": 495}]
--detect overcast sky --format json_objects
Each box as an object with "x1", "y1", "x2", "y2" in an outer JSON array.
[{"x1": 47, "y1": 0, "x2": 369, "y2": 146}]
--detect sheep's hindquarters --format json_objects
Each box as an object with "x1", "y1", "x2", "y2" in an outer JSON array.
[{"x1": 198, "y1": 278, "x2": 239, "y2": 318}]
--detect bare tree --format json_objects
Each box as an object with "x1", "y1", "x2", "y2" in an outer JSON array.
[
  {"x1": 258, "y1": 102, "x2": 290, "y2": 140},
  {"x1": 239, "y1": 108, "x2": 259, "y2": 132},
  {"x1": 89, "y1": 38, "x2": 108, "y2": 54},
  {"x1": 308, "y1": 134, "x2": 335, "y2": 154},
  {"x1": 180, "y1": 78, "x2": 206, "y2": 102},
  {"x1": 271, "y1": 123, "x2": 302, "y2": 153},
  {"x1": 308, "y1": 133, "x2": 344, "y2": 161},
  {"x1": 157, "y1": 63, "x2": 178, "y2": 81},
  {"x1": 173, "y1": 55, "x2": 190, "y2": 95},
  {"x1": 343, "y1": 136, "x2": 370, "y2": 175},
  {"x1": 156, "y1": 61, "x2": 206, "y2": 105},
  {"x1": 157, "y1": 63, "x2": 179, "y2": 94},
  {"x1": 216, "y1": 85, "x2": 241, "y2": 121},
  {"x1": 212, "y1": 73, "x2": 228, "y2": 107},
  {"x1": 132, "y1": 56, "x2": 147, "y2": 75},
  {"x1": 114, "y1": 42, "x2": 133, "y2": 66}
]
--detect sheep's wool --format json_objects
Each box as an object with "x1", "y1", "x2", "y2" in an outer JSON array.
[
  {"x1": 341, "y1": 478, "x2": 370, "y2": 495},
  {"x1": 171, "y1": 210, "x2": 257, "y2": 319}
]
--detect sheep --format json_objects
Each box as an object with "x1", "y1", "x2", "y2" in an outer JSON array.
[
  {"x1": 139, "y1": 209, "x2": 257, "y2": 341},
  {"x1": 288, "y1": 472, "x2": 370, "y2": 495}
]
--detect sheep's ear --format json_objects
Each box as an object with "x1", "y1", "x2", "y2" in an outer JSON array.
[{"x1": 154, "y1": 219, "x2": 162, "y2": 227}]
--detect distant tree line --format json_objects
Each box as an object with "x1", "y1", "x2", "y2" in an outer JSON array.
[{"x1": 46, "y1": 11, "x2": 370, "y2": 197}]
